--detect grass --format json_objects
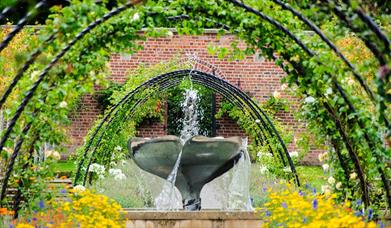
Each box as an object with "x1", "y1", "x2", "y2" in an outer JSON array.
[
  {"x1": 295, "y1": 165, "x2": 327, "y2": 190},
  {"x1": 52, "y1": 160, "x2": 76, "y2": 177}
]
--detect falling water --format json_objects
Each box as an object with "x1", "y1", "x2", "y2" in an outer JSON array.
[
  {"x1": 227, "y1": 137, "x2": 253, "y2": 210},
  {"x1": 179, "y1": 89, "x2": 200, "y2": 143},
  {"x1": 200, "y1": 137, "x2": 252, "y2": 210},
  {"x1": 155, "y1": 88, "x2": 201, "y2": 210},
  {"x1": 154, "y1": 150, "x2": 183, "y2": 210}
]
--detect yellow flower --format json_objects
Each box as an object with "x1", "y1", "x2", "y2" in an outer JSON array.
[{"x1": 16, "y1": 224, "x2": 35, "y2": 228}]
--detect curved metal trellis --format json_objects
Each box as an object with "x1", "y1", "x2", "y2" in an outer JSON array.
[
  {"x1": 0, "y1": 0, "x2": 389, "y2": 213},
  {"x1": 75, "y1": 69, "x2": 299, "y2": 186}
]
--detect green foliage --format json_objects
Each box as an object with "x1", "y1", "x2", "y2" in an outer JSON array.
[
  {"x1": 0, "y1": 0, "x2": 390, "y2": 214},
  {"x1": 216, "y1": 97, "x2": 293, "y2": 165},
  {"x1": 94, "y1": 82, "x2": 123, "y2": 111}
]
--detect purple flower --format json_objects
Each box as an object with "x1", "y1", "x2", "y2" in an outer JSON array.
[
  {"x1": 265, "y1": 210, "x2": 271, "y2": 216},
  {"x1": 312, "y1": 199, "x2": 318, "y2": 210},
  {"x1": 379, "y1": 221, "x2": 385, "y2": 228},
  {"x1": 60, "y1": 189, "x2": 67, "y2": 194},
  {"x1": 262, "y1": 187, "x2": 267, "y2": 192},
  {"x1": 355, "y1": 211, "x2": 363, "y2": 217},
  {"x1": 368, "y1": 208, "x2": 373, "y2": 220},
  {"x1": 305, "y1": 183, "x2": 310, "y2": 189},
  {"x1": 298, "y1": 190, "x2": 304, "y2": 196},
  {"x1": 39, "y1": 200, "x2": 44, "y2": 209},
  {"x1": 356, "y1": 199, "x2": 362, "y2": 206},
  {"x1": 282, "y1": 202, "x2": 288, "y2": 209},
  {"x1": 33, "y1": 217, "x2": 37, "y2": 221},
  {"x1": 302, "y1": 217, "x2": 308, "y2": 223},
  {"x1": 312, "y1": 188, "x2": 316, "y2": 194}
]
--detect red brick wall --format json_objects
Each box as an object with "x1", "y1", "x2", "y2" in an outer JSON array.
[{"x1": 67, "y1": 31, "x2": 323, "y2": 164}]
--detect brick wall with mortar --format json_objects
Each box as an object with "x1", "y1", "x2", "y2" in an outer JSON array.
[{"x1": 67, "y1": 31, "x2": 323, "y2": 165}]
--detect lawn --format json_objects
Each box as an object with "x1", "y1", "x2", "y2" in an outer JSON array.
[{"x1": 53, "y1": 161, "x2": 76, "y2": 177}]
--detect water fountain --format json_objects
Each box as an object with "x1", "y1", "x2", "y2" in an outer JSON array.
[
  {"x1": 129, "y1": 135, "x2": 243, "y2": 210},
  {"x1": 125, "y1": 88, "x2": 259, "y2": 227}
]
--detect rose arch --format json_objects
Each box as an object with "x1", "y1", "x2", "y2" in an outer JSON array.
[{"x1": 0, "y1": 0, "x2": 389, "y2": 216}]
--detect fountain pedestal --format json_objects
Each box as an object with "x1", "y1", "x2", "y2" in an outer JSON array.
[{"x1": 124, "y1": 209, "x2": 262, "y2": 228}]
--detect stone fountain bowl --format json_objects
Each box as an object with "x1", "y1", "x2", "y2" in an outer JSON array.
[{"x1": 128, "y1": 135, "x2": 243, "y2": 210}]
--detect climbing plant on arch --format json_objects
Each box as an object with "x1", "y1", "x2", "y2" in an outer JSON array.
[{"x1": 0, "y1": 0, "x2": 389, "y2": 216}]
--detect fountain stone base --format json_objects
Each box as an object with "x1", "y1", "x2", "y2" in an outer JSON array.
[{"x1": 124, "y1": 209, "x2": 262, "y2": 228}]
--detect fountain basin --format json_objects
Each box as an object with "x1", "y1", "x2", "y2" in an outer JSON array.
[
  {"x1": 128, "y1": 135, "x2": 243, "y2": 210},
  {"x1": 124, "y1": 209, "x2": 262, "y2": 228}
]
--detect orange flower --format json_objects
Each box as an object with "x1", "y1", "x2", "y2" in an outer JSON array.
[
  {"x1": 59, "y1": 176, "x2": 68, "y2": 180},
  {"x1": 0, "y1": 207, "x2": 8, "y2": 215}
]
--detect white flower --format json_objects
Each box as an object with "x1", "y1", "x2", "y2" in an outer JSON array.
[
  {"x1": 114, "y1": 173, "x2": 126, "y2": 180},
  {"x1": 44, "y1": 150, "x2": 53, "y2": 158},
  {"x1": 304, "y1": 96, "x2": 315, "y2": 104},
  {"x1": 325, "y1": 87, "x2": 332, "y2": 96},
  {"x1": 257, "y1": 152, "x2": 272, "y2": 158},
  {"x1": 336, "y1": 182, "x2": 342, "y2": 190},
  {"x1": 259, "y1": 166, "x2": 268, "y2": 175},
  {"x1": 73, "y1": 185, "x2": 86, "y2": 192},
  {"x1": 51, "y1": 151, "x2": 61, "y2": 160},
  {"x1": 3, "y1": 147, "x2": 13, "y2": 156},
  {"x1": 31, "y1": 71, "x2": 40, "y2": 80},
  {"x1": 283, "y1": 167, "x2": 292, "y2": 173},
  {"x1": 114, "y1": 146, "x2": 123, "y2": 151},
  {"x1": 328, "y1": 176, "x2": 336, "y2": 185},
  {"x1": 280, "y1": 83, "x2": 288, "y2": 90},
  {"x1": 289, "y1": 151, "x2": 298, "y2": 158},
  {"x1": 318, "y1": 152, "x2": 328, "y2": 162},
  {"x1": 89, "y1": 163, "x2": 105, "y2": 175},
  {"x1": 321, "y1": 184, "x2": 330, "y2": 194},
  {"x1": 255, "y1": 119, "x2": 261, "y2": 124},
  {"x1": 273, "y1": 91, "x2": 281, "y2": 99},
  {"x1": 131, "y1": 13, "x2": 140, "y2": 22},
  {"x1": 109, "y1": 168, "x2": 123, "y2": 176},
  {"x1": 166, "y1": 30, "x2": 174, "y2": 37},
  {"x1": 350, "y1": 172, "x2": 357, "y2": 180},
  {"x1": 59, "y1": 101, "x2": 68, "y2": 108},
  {"x1": 322, "y1": 164, "x2": 329, "y2": 172}
]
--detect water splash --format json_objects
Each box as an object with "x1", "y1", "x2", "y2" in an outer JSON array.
[
  {"x1": 179, "y1": 89, "x2": 200, "y2": 143},
  {"x1": 155, "y1": 88, "x2": 201, "y2": 210},
  {"x1": 227, "y1": 137, "x2": 253, "y2": 210},
  {"x1": 154, "y1": 150, "x2": 183, "y2": 210}
]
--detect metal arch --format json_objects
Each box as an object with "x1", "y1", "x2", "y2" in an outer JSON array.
[
  {"x1": 81, "y1": 75, "x2": 274, "y2": 185},
  {"x1": 220, "y1": 1, "x2": 389, "y2": 205},
  {"x1": 0, "y1": 6, "x2": 13, "y2": 22},
  {"x1": 0, "y1": 33, "x2": 56, "y2": 111},
  {"x1": 76, "y1": 70, "x2": 299, "y2": 186},
  {"x1": 73, "y1": 70, "x2": 272, "y2": 184},
  {"x1": 0, "y1": 0, "x2": 48, "y2": 53},
  {"x1": 270, "y1": 0, "x2": 376, "y2": 103},
  {"x1": 0, "y1": 1, "x2": 140, "y2": 163},
  {"x1": 2, "y1": 0, "x2": 383, "y2": 155},
  {"x1": 224, "y1": 0, "x2": 390, "y2": 126}
]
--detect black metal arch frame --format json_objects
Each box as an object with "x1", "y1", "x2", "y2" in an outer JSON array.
[
  {"x1": 0, "y1": 0, "x2": 389, "y2": 213},
  {"x1": 74, "y1": 69, "x2": 299, "y2": 186}
]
